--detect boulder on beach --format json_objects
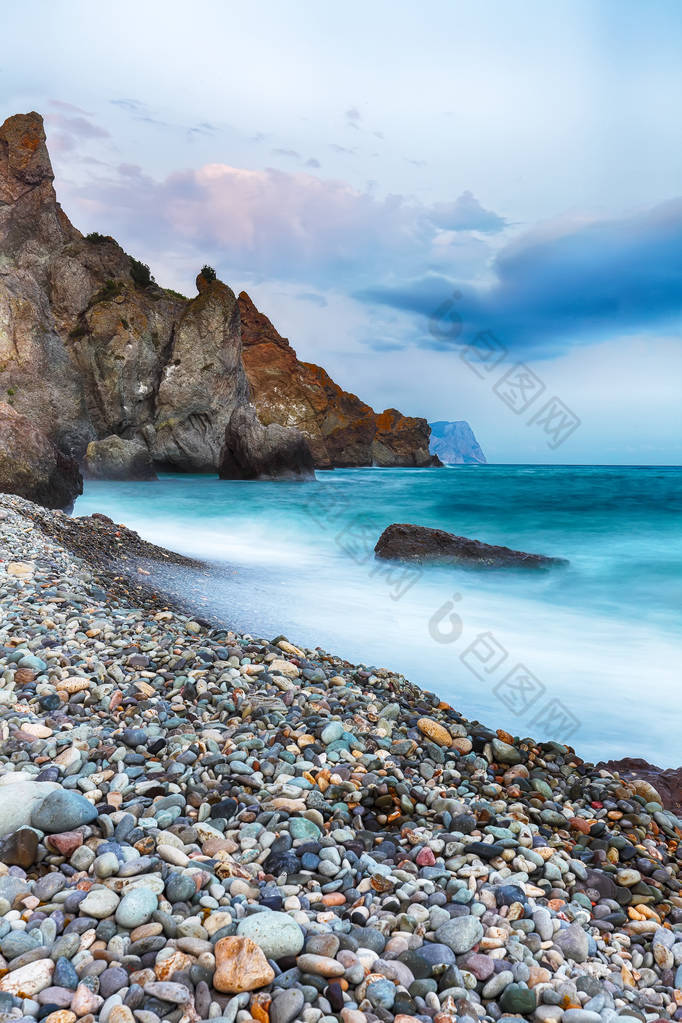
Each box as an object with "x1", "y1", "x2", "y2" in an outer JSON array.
[
  {"x1": 219, "y1": 405, "x2": 315, "y2": 481},
  {"x1": 0, "y1": 403, "x2": 83, "y2": 509},
  {"x1": 374, "y1": 522, "x2": 567, "y2": 569},
  {"x1": 83, "y1": 434, "x2": 157, "y2": 480},
  {"x1": 597, "y1": 757, "x2": 682, "y2": 813}
]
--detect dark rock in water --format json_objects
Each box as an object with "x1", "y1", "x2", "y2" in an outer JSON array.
[
  {"x1": 374, "y1": 522, "x2": 567, "y2": 569},
  {"x1": 83, "y1": 435, "x2": 156, "y2": 481},
  {"x1": 219, "y1": 405, "x2": 315, "y2": 481},
  {"x1": 0, "y1": 404, "x2": 82, "y2": 510}
]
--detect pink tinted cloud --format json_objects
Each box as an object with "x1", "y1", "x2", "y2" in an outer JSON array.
[{"x1": 60, "y1": 155, "x2": 498, "y2": 289}]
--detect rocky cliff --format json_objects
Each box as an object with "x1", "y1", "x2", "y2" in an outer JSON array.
[
  {"x1": 239, "y1": 292, "x2": 437, "y2": 468},
  {"x1": 0, "y1": 111, "x2": 310, "y2": 483},
  {"x1": 0, "y1": 111, "x2": 435, "y2": 487},
  {"x1": 429, "y1": 420, "x2": 487, "y2": 464}
]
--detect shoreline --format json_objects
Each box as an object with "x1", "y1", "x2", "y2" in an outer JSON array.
[{"x1": 1, "y1": 493, "x2": 681, "y2": 1023}]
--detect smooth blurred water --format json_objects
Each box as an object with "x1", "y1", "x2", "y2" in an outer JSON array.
[{"x1": 76, "y1": 465, "x2": 682, "y2": 767}]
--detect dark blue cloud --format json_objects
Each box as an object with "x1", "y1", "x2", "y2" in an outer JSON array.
[{"x1": 358, "y1": 198, "x2": 682, "y2": 354}]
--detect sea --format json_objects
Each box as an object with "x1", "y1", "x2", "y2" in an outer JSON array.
[{"x1": 75, "y1": 465, "x2": 682, "y2": 768}]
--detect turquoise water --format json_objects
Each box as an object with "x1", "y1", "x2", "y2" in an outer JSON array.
[{"x1": 76, "y1": 465, "x2": 682, "y2": 767}]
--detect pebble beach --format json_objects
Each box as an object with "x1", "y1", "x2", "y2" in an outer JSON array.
[{"x1": 1, "y1": 494, "x2": 681, "y2": 1023}]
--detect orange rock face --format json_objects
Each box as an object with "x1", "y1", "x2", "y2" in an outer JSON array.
[{"x1": 239, "y1": 292, "x2": 437, "y2": 469}]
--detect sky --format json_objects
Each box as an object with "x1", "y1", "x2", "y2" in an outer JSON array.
[{"x1": 2, "y1": 0, "x2": 681, "y2": 463}]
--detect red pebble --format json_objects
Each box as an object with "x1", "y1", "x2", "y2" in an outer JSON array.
[
  {"x1": 416, "y1": 846, "x2": 436, "y2": 866},
  {"x1": 46, "y1": 831, "x2": 84, "y2": 856}
]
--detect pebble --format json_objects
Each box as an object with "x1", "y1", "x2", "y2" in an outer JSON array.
[
  {"x1": 31, "y1": 789, "x2": 98, "y2": 832},
  {"x1": 115, "y1": 888, "x2": 158, "y2": 928},
  {"x1": 79, "y1": 888, "x2": 120, "y2": 919},
  {"x1": 213, "y1": 936, "x2": 275, "y2": 993},
  {"x1": 236, "y1": 911, "x2": 304, "y2": 959},
  {"x1": 434, "y1": 915, "x2": 484, "y2": 953}
]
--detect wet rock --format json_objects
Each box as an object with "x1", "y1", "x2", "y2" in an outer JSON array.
[
  {"x1": 374, "y1": 522, "x2": 567, "y2": 569},
  {"x1": 84, "y1": 435, "x2": 156, "y2": 481}
]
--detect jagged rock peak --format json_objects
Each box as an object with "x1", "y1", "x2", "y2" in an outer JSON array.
[
  {"x1": 239, "y1": 291, "x2": 292, "y2": 351},
  {"x1": 0, "y1": 112, "x2": 54, "y2": 201},
  {"x1": 238, "y1": 292, "x2": 438, "y2": 469}
]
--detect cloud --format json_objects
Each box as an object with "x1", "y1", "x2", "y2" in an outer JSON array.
[
  {"x1": 55, "y1": 134, "x2": 507, "y2": 325},
  {"x1": 44, "y1": 113, "x2": 110, "y2": 154},
  {"x1": 430, "y1": 190, "x2": 506, "y2": 233},
  {"x1": 66, "y1": 157, "x2": 501, "y2": 292},
  {"x1": 109, "y1": 98, "x2": 183, "y2": 131},
  {"x1": 360, "y1": 198, "x2": 682, "y2": 355},
  {"x1": 363, "y1": 337, "x2": 407, "y2": 352},
  {"x1": 305, "y1": 157, "x2": 321, "y2": 168},
  {"x1": 329, "y1": 143, "x2": 357, "y2": 155},
  {"x1": 188, "y1": 122, "x2": 217, "y2": 138},
  {"x1": 45, "y1": 114, "x2": 109, "y2": 140},
  {"x1": 70, "y1": 161, "x2": 437, "y2": 285},
  {"x1": 49, "y1": 99, "x2": 92, "y2": 115},
  {"x1": 110, "y1": 98, "x2": 143, "y2": 112},
  {"x1": 271, "y1": 147, "x2": 301, "y2": 159},
  {"x1": 296, "y1": 291, "x2": 328, "y2": 307}
]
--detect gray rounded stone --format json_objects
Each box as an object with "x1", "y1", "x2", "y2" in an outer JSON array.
[
  {"x1": 115, "y1": 887, "x2": 159, "y2": 928},
  {"x1": 554, "y1": 922, "x2": 589, "y2": 963},
  {"x1": 80, "y1": 887, "x2": 120, "y2": 919},
  {"x1": 321, "y1": 721, "x2": 344, "y2": 744},
  {"x1": 31, "y1": 789, "x2": 98, "y2": 833},
  {"x1": 271, "y1": 987, "x2": 305, "y2": 1023},
  {"x1": 434, "y1": 914, "x2": 484, "y2": 954},
  {"x1": 236, "y1": 911, "x2": 304, "y2": 959}
]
